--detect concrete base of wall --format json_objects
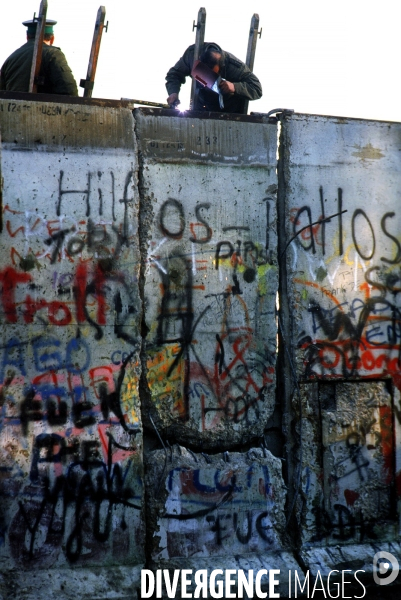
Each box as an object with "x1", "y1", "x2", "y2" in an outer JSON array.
[
  {"x1": 147, "y1": 552, "x2": 303, "y2": 599},
  {"x1": 0, "y1": 565, "x2": 143, "y2": 600},
  {"x1": 300, "y1": 542, "x2": 401, "y2": 594}
]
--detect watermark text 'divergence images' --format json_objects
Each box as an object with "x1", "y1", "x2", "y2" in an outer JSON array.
[{"x1": 141, "y1": 568, "x2": 367, "y2": 598}]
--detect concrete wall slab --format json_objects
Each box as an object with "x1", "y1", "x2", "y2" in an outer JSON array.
[
  {"x1": 281, "y1": 115, "x2": 401, "y2": 381},
  {"x1": 145, "y1": 445, "x2": 287, "y2": 561},
  {"x1": 0, "y1": 100, "x2": 144, "y2": 576},
  {"x1": 280, "y1": 114, "x2": 401, "y2": 567},
  {"x1": 136, "y1": 111, "x2": 278, "y2": 448}
]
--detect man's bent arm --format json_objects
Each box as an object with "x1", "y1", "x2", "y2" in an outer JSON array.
[
  {"x1": 232, "y1": 69, "x2": 262, "y2": 101},
  {"x1": 165, "y1": 46, "x2": 194, "y2": 96}
]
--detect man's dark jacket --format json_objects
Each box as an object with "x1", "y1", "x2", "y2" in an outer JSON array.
[
  {"x1": 0, "y1": 40, "x2": 78, "y2": 95},
  {"x1": 165, "y1": 43, "x2": 262, "y2": 113}
]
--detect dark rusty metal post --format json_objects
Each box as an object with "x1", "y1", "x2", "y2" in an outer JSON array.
[
  {"x1": 190, "y1": 7, "x2": 206, "y2": 110},
  {"x1": 28, "y1": 0, "x2": 48, "y2": 93},
  {"x1": 243, "y1": 13, "x2": 262, "y2": 114},
  {"x1": 80, "y1": 6, "x2": 107, "y2": 98}
]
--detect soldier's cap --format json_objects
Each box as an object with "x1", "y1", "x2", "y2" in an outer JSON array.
[{"x1": 22, "y1": 19, "x2": 57, "y2": 36}]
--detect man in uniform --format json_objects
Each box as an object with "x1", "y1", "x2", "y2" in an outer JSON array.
[
  {"x1": 0, "y1": 19, "x2": 78, "y2": 96},
  {"x1": 166, "y1": 42, "x2": 262, "y2": 113}
]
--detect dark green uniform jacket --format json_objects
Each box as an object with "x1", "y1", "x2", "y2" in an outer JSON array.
[
  {"x1": 0, "y1": 40, "x2": 78, "y2": 95},
  {"x1": 165, "y1": 43, "x2": 262, "y2": 113}
]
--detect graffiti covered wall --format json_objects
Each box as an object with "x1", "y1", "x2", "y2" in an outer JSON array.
[
  {"x1": 146, "y1": 446, "x2": 287, "y2": 558},
  {"x1": 283, "y1": 116, "x2": 401, "y2": 382},
  {"x1": 136, "y1": 111, "x2": 279, "y2": 448},
  {"x1": 0, "y1": 100, "x2": 284, "y2": 597},
  {"x1": 1, "y1": 98, "x2": 401, "y2": 598},
  {"x1": 0, "y1": 99, "x2": 144, "y2": 587},
  {"x1": 279, "y1": 114, "x2": 401, "y2": 568}
]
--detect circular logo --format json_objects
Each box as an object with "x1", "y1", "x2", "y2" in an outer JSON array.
[{"x1": 373, "y1": 551, "x2": 399, "y2": 586}]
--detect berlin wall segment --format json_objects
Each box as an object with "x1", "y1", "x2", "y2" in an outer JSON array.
[
  {"x1": 279, "y1": 114, "x2": 401, "y2": 581},
  {"x1": 135, "y1": 110, "x2": 280, "y2": 450},
  {"x1": 134, "y1": 110, "x2": 298, "y2": 596},
  {"x1": 2, "y1": 98, "x2": 400, "y2": 598},
  {"x1": 0, "y1": 100, "x2": 292, "y2": 598},
  {"x1": 0, "y1": 99, "x2": 145, "y2": 594},
  {"x1": 144, "y1": 445, "x2": 300, "y2": 598}
]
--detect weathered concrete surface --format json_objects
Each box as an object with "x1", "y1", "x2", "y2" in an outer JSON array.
[
  {"x1": 295, "y1": 381, "x2": 399, "y2": 550},
  {"x1": 2, "y1": 98, "x2": 401, "y2": 598},
  {"x1": 0, "y1": 99, "x2": 144, "y2": 587},
  {"x1": 279, "y1": 116, "x2": 401, "y2": 571},
  {"x1": 145, "y1": 552, "x2": 303, "y2": 599},
  {"x1": 145, "y1": 445, "x2": 287, "y2": 558},
  {"x1": 136, "y1": 110, "x2": 278, "y2": 449},
  {"x1": 145, "y1": 444, "x2": 299, "y2": 597},
  {"x1": 0, "y1": 97, "x2": 136, "y2": 148},
  {"x1": 300, "y1": 541, "x2": 401, "y2": 592},
  {"x1": 0, "y1": 565, "x2": 143, "y2": 600},
  {"x1": 281, "y1": 114, "x2": 401, "y2": 382}
]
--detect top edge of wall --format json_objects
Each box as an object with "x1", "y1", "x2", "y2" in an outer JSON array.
[
  {"x1": 288, "y1": 111, "x2": 401, "y2": 126},
  {"x1": 134, "y1": 106, "x2": 278, "y2": 124},
  {"x1": 0, "y1": 96, "x2": 136, "y2": 150},
  {"x1": 0, "y1": 91, "x2": 132, "y2": 110}
]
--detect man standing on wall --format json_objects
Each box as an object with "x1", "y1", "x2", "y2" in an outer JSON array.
[
  {"x1": 166, "y1": 42, "x2": 262, "y2": 113},
  {"x1": 0, "y1": 19, "x2": 78, "y2": 96}
]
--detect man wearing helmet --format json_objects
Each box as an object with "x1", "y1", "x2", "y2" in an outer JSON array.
[{"x1": 166, "y1": 42, "x2": 262, "y2": 113}]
